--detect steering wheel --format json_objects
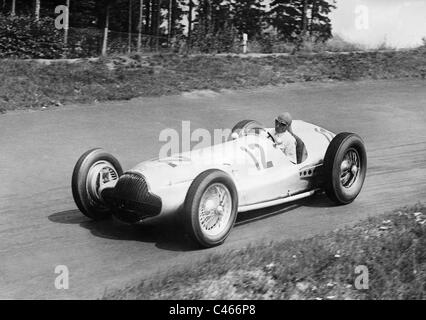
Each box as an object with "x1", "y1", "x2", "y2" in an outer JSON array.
[{"x1": 244, "y1": 127, "x2": 276, "y2": 144}]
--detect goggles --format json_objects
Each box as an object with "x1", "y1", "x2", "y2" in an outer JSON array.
[{"x1": 275, "y1": 119, "x2": 289, "y2": 127}]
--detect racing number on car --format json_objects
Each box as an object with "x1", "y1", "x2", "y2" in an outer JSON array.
[{"x1": 241, "y1": 144, "x2": 273, "y2": 170}]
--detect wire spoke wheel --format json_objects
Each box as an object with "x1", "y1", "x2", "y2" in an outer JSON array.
[
  {"x1": 198, "y1": 183, "x2": 232, "y2": 238},
  {"x1": 183, "y1": 169, "x2": 238, "y2": 248}
]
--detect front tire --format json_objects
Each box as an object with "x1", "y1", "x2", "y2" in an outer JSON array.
[
  {"x1": 182, "y1": 170, "x2": 238, "y2": 248},
  {"x1": 323, "y1": 133, "x2": 367, "y2": 204},
  {"x1": 71, "y1": 148, "x2": 123, "y2": 220}
]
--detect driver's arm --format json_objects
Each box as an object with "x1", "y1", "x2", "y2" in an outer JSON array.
[{"x1": 282, "y1": 137, "x2": 297, "y2": 163}]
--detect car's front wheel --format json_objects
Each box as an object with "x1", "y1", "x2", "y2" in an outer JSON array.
[
  {"x1": 323, "y1": 133, "x2": 367, "y2": 204},
  {"x1": 182, "y1": 169, "x2": 238, "y2": 248},
  {"x1": 71, "y1": 148, "x2": 123, "y2": 220}
]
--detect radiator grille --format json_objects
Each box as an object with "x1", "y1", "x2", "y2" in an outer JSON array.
[{"x1": 108, "y1": 172, "x2": 162, "y2": 223}]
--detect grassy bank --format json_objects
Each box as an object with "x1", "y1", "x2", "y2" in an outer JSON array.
[
  {"x1": 1, "y1": 48, "x2": 426, "y2": 113},
  {"x1": 104, "y1": 204, "x2": 426, "y2": 300}
]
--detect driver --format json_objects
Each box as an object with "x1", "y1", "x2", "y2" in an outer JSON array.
[{"x1": 272, "y1": 112, "x2": 297, "y2": 163}]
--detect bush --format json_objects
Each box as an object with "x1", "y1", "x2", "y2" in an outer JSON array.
[
  {"x1": 66, "y1": 28, "x2": 103, "y2": 58},
  {"x1": 191, "y1": 24, "x2": 241, "y2": 54},
  {"x1": 0, "y1": 14, "x2": 65, "y2": 59},
  {"x1": 246, "y1": 34, "x2": 365, "y2": 54}
]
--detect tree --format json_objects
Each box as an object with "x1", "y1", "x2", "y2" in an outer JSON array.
[
  {"x1": 308, "y1": 0, "x2": 335, "y2": 41},
  {"x1": 270, "y1": 0, "x2": 335, "y2": 42},
  {"x1": 64, "y1": 0, "x2": 70, "y2": 45},
  {"x1": 137, "y1": 0, "x2": 143, "y2": 51},
  {"x1": 270, "y1": 0, "x2": 303, "y2": 41},
  {"x1": 100, "y1": 0, "x2": 116, "y2": 55},
  {"x1": 232, "y1": 0, "x2": 265, "y2": 38},
  {"x1": 192, "y1": 0, "x2": 240, "y2": 53},
  {"x1": 34, "y1": 0, "x2": 41, "y2": 21},
  {"x1": 11, "y1": 0, "x2": 15, "y2": 16},
  {"x1": 128, "y1": 0, "x2": 132, "y2": 53},
  {"x1": 187, "y1": 0, "x2": 193, "y2": 46}
]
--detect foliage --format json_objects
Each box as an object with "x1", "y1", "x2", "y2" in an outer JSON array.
[
  {"x1": 0, "y1": 0, "x2": 341, "y2": 57},
  {"x1": 270, "y1": 0, "x2": 336, "y2": 42},
  {"x1": 0, "y1": 13, "x2": 65, "y2": 59},
  {"x1": 229, "y1": 0, "x2": 265, "y2": 38},
  {"x1": 191, "y1": 21, "x2": 241, "y2": 53}
]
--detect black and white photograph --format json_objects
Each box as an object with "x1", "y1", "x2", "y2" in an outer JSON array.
[{"x1": 0, "y1": 0, "x2": 425, "y2": 305}]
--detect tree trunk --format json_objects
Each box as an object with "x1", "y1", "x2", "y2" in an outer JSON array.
[
  {"x1": 168, "y1": 0, "x2": 172, "y2": 45},
  {"x1": 64, "y1": 0, "x2": 70, "y2": 45},
  {"x1": 155, "y1": 0, "x2": 161, "y2": 51},
  {"x1": 187, "y1": 0, "x2": 193, "y2": 48},
  {"x1": 11, "y1": 0, "x2": 15, "y2": 16},
  {"x1": 34, "y1": 0, "x2": 40, "y2": 21},
  {"x1": 310, "y1": 0, "x2": 318, "y2": 37},
  {"x1": 128, "y1": 0, "x2": 133, "y2": 53},
  {"x1": 137, "y1": 0, "x2": 143, "y2": 51},
  {"x1": 208, "y1": 0, "x2": 212, "y2": 33},
  {"x1": 146, "y1": 0, "x2": 151, "y2": 34},
  {"x1": 301, "y1": 0, "x2": 308, "y2": 37},
  {"x1": 102, "y1": 4, "x2": 110, "y2": 56}
]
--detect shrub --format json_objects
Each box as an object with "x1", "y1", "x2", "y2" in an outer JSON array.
[
  {"x1": 0, "y1": 14, "x2": 65, "y2": 59},
  {"x1": 191, "y1": 24, "x2": 241, "y2": 54},
  {"x1": 66, "y1": 28, "x2": 103, "y2": 58}
]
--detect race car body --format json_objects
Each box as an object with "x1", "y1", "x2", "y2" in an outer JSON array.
[
  {"x1": 124, "y1": 120, "x2": 333, "y2": 216},
  {"x1": 72, "y1": 119, "x2": 367, "y2": 247}
]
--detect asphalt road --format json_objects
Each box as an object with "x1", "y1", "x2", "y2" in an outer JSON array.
[{"x1": 1, "y1": 79, "x2": 425, "y2": 299}]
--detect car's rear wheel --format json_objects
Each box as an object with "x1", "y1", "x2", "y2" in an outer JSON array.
[
  {"x1": 323, "y1": 133, "x2": 367, "y2": 204},
  {"x1": 72, "y1": 148, "x2": 123, "y2": 220},
  {"x1": 182, "y1": 170, "x2": 238, "y2": 248},
  {"x1": 231, "y1": 120, "x2": 264, "y2": 137}
]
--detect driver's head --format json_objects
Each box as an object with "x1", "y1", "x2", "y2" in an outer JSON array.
[{"x1": 275, "y1": 112, "x2": 292, "y2": 134}]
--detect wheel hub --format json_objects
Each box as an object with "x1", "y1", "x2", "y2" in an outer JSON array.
[
  {"x1": 86, "y1": 161, "x2": 119, "y2": 205},
  {"x1": 340, "y1": 149, "x2": 361, "y2": 189}
]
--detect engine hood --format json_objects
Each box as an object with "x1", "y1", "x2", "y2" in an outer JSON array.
[
  {"x1": 129, "y1": 157, "x2": 199, "y2": 189},
  {"x1": 128, "y1": 138, "x2": 244, "y2": 190}
]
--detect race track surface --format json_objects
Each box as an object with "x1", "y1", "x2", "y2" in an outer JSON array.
[{"x1": 1, "y1": 79, "x2": 425, "y2": 299}]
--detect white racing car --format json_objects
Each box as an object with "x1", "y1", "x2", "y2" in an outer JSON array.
[{"x1": 72, "y1": 119, "x2": 367, "y2": 248}]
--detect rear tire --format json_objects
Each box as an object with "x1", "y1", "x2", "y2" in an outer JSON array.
[
  {"x1": 72, "y1": 148, "x2": 123, "y2": 220},
  {"x1": 323, "y1": 133, "x2": 367, "y2": 204},
  {"x1": 182, "y1": 169, "x2": 238, "y2": 248},
  {"x1": 231, "y1": 120, "x2": 264, "y2": 137}
]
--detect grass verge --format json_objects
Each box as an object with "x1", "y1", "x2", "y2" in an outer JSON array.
[
  {"x1": 1, "y1": 48, "x2": 426, "y2": 113},
  {"x1": 103, "y1": 203, "x2": 426, "y2": 300}
]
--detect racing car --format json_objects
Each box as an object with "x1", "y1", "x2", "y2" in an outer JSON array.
[{"x1": 72, "y1": 119, "x2": 367, "y2": 248}]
